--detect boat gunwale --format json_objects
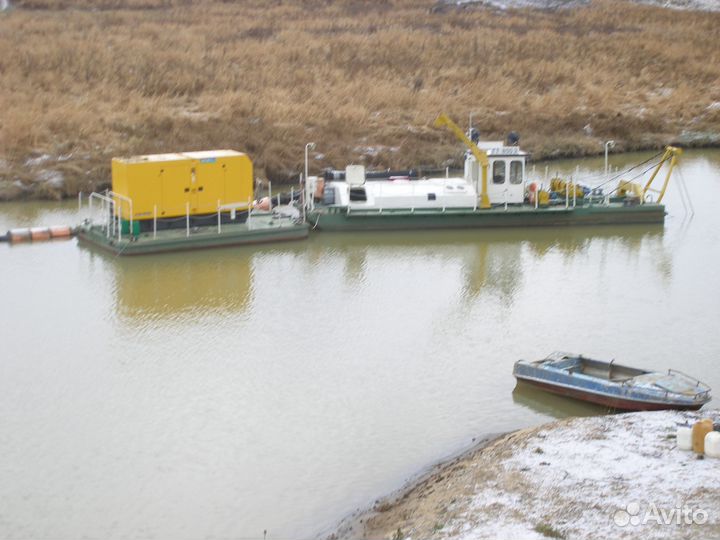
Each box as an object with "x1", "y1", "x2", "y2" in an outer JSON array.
[
  {"x1": 310, "y1": 202, "x2": 665, "y2": 218},
  {"x1": 513, "y1": 371, "x2": 711, "y2": 407},
  {"x1": 522, "y1": 356, "x2": 652, "y2": 377}
]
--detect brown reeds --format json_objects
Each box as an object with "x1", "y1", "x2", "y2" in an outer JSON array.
[{"x1": 0, "y1": 0, "x2": 719, "y2": 199}]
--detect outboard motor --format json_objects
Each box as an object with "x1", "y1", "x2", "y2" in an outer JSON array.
[{"x1": 507, "y1": 131, "x2": 520, "y2": 146}]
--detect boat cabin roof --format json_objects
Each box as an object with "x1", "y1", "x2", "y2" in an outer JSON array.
[
  {"x1": 487, "y1": 147, "x2": 528, "y2": 158},
  {"x1": 467, "y1": 142, "x2": 528, "y2": 159}
]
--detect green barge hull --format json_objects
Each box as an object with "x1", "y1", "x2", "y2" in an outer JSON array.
[
  {"x1": 307, "y1": 203, "x2": 665, "y2": 232},
  {"x1": 77, "y1": 214, "x2": 309, "y2": 256}
]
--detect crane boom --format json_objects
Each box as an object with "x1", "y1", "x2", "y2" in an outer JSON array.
[
  {"x1": 433, "y1": 113, "x2": 491, "y2": 209},
  {"x1": 642, "y1": 146, "x2": 682, "y2": 204}
]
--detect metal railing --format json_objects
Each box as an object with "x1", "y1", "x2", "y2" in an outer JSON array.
[
  {"x1": 108, "y1": 191, "x2": 133, "y2": 236},
  {"x1": 85, "y1": 186, "x2": 308, "y2": 239},
  {"x1": 86, "y1": 191, "x2": 135, "y2": 241},
  {"x1": 216, "y1": 200, "x2": 252, "y2": 234},
  {"x1": 87, "y1": 192, "x2": 119, "y2": 239}
]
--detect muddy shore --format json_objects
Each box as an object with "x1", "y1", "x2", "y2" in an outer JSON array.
[{"x1": 327, "y1": 410, "x2": 720, "y2": 540}]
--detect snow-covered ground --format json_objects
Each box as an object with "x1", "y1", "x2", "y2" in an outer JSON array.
[
  {"x1": 436, "y1": 0, "x2": 720, "y2": 11},
  {"x1": 634, "y1": 0, "x2": 720, "y2": 10},
  {"x1": 341, "y1": 410, "x2": 720, "y2": 540},
  {"x1": 442, "y1": 411, "x2": 719, "y2": 539}
]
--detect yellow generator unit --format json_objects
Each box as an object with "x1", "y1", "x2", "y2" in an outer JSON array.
[{"x1": 111, "y1": 150, "x2": 253, "y2": 222}]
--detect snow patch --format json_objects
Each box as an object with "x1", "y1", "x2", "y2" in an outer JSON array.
[
  {"x1": 25, "y1": 154, "x2": 52, "y2": 168},
  {"x1": 634, "y1": 0, "x2": 720, "y2": 11},
  {"x1": 37, "y1": 169, "x2": 64, "y2": 188},
  {"x1": 435, "y1": 0, "x2": 720, "y2": 10},
  {"x1": 441, "y1": 411, "x2": 720, "y2": 540},
  {"x1": 436, "y1": 0, "x2": 591, "y2": 10},
  {"x1": 353, "y1": 145, "x2": 400, "y2": 157}
]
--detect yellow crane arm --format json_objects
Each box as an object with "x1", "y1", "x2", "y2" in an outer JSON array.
[
  {"x1": 642, "y1": 146, "x2": 682, "y2": 204},
  {"x1": 433, "y1": 113, "x2": 491, "y2": 209}
]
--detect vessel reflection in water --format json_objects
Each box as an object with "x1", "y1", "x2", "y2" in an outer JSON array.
[
  {"x1": 300, "y1": 224, "x2": 667, "y2": 302},
  {"x1": 109, "y1": 250, "x2": 254, "y2": 320},
  {"x1": 512, "y1": 380, "x2": 610, "y2": 419},
  {"x1": 96, "y1": 222, "x2": 670, "y2": 323}
]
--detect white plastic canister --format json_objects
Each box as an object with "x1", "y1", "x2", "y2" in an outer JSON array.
[
  {"x1": 704, "y1": 431, "x2": 720, "y2": 458},
  {"x1": 676, "y1": 426, "x2": 693, "y2": 451}
]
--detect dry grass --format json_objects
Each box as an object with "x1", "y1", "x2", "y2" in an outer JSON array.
[{"x1": 0, "y1": 0, "x2": 719, "y2": 199}]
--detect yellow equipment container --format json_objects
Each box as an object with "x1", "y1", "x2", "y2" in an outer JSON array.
[{"x1": 111, "y1": 150, "x2": 253, "y2": 221}]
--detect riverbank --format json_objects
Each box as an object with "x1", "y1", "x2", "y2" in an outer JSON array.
[
  {"x1": 330, "y1": 410, "x2": 720, "y2": 540},
  {"x1": 1, "y1": 0, "x2": 720, "y2": 201}
]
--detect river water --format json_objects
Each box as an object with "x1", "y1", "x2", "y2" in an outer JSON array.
[{"x1": 1, "y1": 150, "x2": 719, "y2": 539}]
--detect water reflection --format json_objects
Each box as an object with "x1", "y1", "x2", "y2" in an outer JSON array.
[
  {"x1": 97, "y1": 224, "x2": 671, "y2": 322},
  {"x1": 303, "y1": 225, "x2": 668, "y2": 302},
  {"x1": 512, "y1": 380, "x2": 611, "y2": 418},
  {"x1": 110, "y1": 250, "x2": 254, "y2": 319}
]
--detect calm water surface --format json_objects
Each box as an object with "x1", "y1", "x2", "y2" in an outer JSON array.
[{"x1": 1, "y1": 150, "x2": 719, "y2": 539}]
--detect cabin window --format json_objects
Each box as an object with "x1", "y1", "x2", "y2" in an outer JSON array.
[
  {"x1": 322, "y1": 185, "x2": 336, "y2": 205},
  {"x1": 509, "y1": 161, "x2": 523, "y2": 185},
  {"x1": 349, "y1": 187, "x2": 367, "y2": 202},
  {"x1": 427, "y1": 193, "x2": 436, "y2": 201},
  {"x1": 492, "y1": 161, "x2": 505, "y2": 184}
]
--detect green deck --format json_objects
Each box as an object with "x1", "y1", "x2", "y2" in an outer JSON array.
[
  {"x1": 307, "y1": 202, "x2": 665, "y2": 232},
  {"x1": 77, "y1": 213, "x2": 309, "y2": 255}
]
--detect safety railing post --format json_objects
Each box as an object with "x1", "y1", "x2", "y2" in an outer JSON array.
[
  {"x1": 572, "y1": 177, "x2": 577, "y2": 208},
  {"x1": 565, "y1": 180, "x2": 569, "y2": 209}
]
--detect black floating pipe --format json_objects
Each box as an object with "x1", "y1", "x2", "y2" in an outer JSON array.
[{"x1": 323, "y1": 168, "x2": 419, "y2": 181}]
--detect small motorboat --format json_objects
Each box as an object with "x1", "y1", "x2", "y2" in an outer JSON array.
[{"x1": 513, "y1": 352, "x2": 711, "y2": 411}]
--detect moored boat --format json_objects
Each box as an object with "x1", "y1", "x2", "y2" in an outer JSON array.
[
  {"x1": 513, "y1": 352, "x2": 711, "y2": 411},
  {"x1": 304, "y1": 114, "x2": 681, "y2": 232}
]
